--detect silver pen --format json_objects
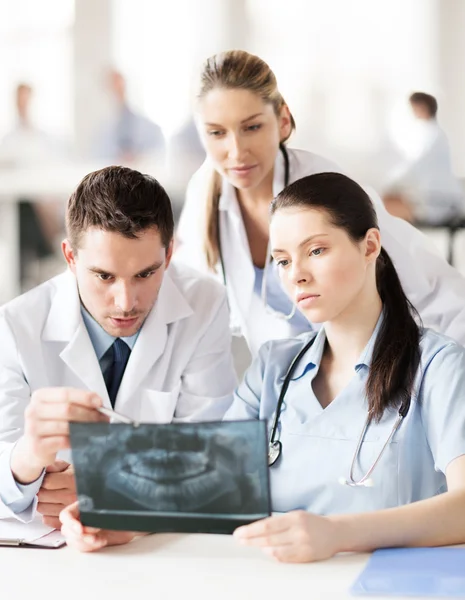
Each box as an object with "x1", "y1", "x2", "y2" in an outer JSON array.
[
  {"x1": 0, "y1": 538, "x2": 24, "y2": 546},
  {"x1": 97, "y1": 406, "x2": 137, "y2": 425}
]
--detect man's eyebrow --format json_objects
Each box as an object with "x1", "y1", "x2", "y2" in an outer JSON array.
[
  {"x1": 205, "y1": 112, "x2": 264, "y2": 127},
  {"x1": 88, "y1": 262, "x2": 163, "y2": 277},
  {"x1": 272, "y1": 233, "x2": 329, "y2": 253},
  {"x1": 134, "y1": 262, "x2": 163, "y2": 276},
  {"x1": 88, "y1": 266, "x2": 113, "y2": 275}
]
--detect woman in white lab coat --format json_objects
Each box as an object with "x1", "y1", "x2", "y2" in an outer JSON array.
[{"x1": 175, "y1": 50, "x2": 465, "y2": 355}]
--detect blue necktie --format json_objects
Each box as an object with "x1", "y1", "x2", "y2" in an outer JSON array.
[{"x1": 106, "y1": 338, "x2": 131, "y2": 408}]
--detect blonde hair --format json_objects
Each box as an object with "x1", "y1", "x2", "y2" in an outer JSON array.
[{"x1": 197, "y1": 50, "x2": 296, "y2": 270}]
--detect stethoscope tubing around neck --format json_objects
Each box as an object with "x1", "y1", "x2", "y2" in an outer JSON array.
[
  {"x1": 268, "y1": 335, "x2": 413, "y2": 483},
  {"x1": 217, "y1": 144, "x2": 290, "y2": 288},
  {"x1": 268, "y1": 335, "x2": 316, "y2": 446}
]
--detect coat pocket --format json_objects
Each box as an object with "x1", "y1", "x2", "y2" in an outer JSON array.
[{"x1": 138, "y1": 383, "x2": 182, "y2": 423}]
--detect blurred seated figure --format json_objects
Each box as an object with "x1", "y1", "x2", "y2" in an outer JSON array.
[
  {"x1": 94, "y1": 69, "x2": 166, "y2": 167},
  {"x1": 0, "y1": 83, "x2": 64, "y2": 287},
  {"x1": 169, "y1": 118, "x2": 205, "y2": 180},
  {"x1": 383, "y1": 92, "x2": 464, "y2": 224}
]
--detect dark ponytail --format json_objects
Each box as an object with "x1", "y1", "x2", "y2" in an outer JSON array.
[
  {"x1": 369, "y1": 248, "x2": 421, "y2": 421},
  {"x1": 271, "y1": 173, "x2": 421, "y2": 422}
]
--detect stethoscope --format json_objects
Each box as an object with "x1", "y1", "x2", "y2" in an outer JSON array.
[
  {"x1": 217, "y1": 144, "x2": 296, "y2": 322},
  {"x1": 267, "y1": 336, "x2": 411, "y2": 487}
]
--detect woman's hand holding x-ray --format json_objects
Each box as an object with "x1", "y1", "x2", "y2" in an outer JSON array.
[{"x1": 233, "y1": 511, "x2": 340, "y2": 563}]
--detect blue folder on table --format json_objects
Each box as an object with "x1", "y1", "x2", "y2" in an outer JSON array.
[{"x1": 351, "y1": 547, "x2": 465, "y2": 597}]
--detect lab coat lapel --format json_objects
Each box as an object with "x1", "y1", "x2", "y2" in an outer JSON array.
[
  {"x1": 219, "y1": 181, "x2": 254, "y2": 320},
  {"x1": 273, "y1": 146, "x2": 287, "y2": 197},
  {"x1": 42, "y1": 271, "x2": 111, "y2": 407},
  {"x1": 116, "y1": 271, "x2": 194, "y2": 412}
]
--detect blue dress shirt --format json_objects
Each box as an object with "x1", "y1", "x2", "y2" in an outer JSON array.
[
  {"x1": 80, "y1": 306, "x2": 139, "y2": 370},
  {"x1": 94, "y1": 104, "x2": 165, "y2": 161}
]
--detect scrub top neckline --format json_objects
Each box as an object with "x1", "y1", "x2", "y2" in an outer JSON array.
[{"x1": 287, "y1": 313, "x2": 385, "y2": 415}]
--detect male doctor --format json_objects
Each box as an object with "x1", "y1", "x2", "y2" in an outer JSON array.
[{"x1": 0, "y1": 166, "x2": 237, "y2": 527}]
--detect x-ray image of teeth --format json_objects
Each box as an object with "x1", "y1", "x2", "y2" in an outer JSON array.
[{"x1": 70, "y1": 420, "x2": 270, "y2": 531}]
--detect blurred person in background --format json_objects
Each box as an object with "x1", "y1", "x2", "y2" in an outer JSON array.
[
  {"x1": 94, "y1": 69, "x2": 165, "y2": 167},
  {"x1": 168, "y1": 118, "x2": 205, "y2": 222},
  {"x1": 175, "y1": 50, "x2": 465, "y2": 356},
  {"x1": 0, "y1": 83, "x2": 64, "y2": 288},
  {"x1": 170, "y1": 118, "x2": 205, "y2": 180},
  {"x1": 383, "y1": 92, "x2": 464, "y2": 224}
]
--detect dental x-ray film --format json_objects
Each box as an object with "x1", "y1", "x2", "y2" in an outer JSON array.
[{"x1": 69, "y1": 420, "x2": 270, "y2": 534}]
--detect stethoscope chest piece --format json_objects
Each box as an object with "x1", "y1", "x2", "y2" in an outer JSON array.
[{"x1": 268, "y1": 440, "x2": 282, "y2": 466}]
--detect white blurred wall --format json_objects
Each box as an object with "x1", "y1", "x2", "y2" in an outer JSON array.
[
  {"x1": 0, "y1": 0, "x2": 74, "y2": 140},
  {"x1": 1, "y1": 0, "x2": 465, "y2": 183},
  {"x1": 104, "y1": 0, "x2": 465, "y2": 190},
  {"x1": 2, "y1": 0, "x2": 465, "y2": 279},
  {"x1": 438, "y1": 0, "x2": 465, "y2": 177}
]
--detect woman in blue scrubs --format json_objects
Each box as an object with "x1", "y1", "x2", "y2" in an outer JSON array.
[{"x1": 228, "y1": 172, "x2": 465, "y2": 562}]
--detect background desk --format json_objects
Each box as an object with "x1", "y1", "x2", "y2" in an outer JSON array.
[
  {"x1": 1, "y1": 165, "x2": 465, "y2": 306},
  {"x1": 0, "y1": 162, "x2": 181, "y2": 305},
  {"x1": 0, "y1": 164, "x2": 96, "y2": 303},
  {"x1": 0, "y1": 532, "x2": 433, "y2": 600}
]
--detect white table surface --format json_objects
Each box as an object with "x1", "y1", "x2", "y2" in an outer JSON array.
[{"x1": 0, "y1": 532, "x2": 438, "y2": 600}]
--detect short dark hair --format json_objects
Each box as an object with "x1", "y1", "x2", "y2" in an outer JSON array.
[
  {"x1": 409, "y1": 92, "x2": 438, "y2": 117},
  {"x1": 66, "y1": 166, "x2": 174, "y2": 249},
  {"x1": 16, "y1": 83, "x2": 32, "y2": 94}
]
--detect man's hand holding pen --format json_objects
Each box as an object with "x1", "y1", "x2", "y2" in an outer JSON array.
[{"x1": 9, "y1": 388, "x2": 108, "y2": 505}]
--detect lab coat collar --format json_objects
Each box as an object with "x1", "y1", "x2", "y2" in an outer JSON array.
[
  {"x1": 42, "y1": 270, "x2": 82, "y2": 342},
  {"x1": 218, "y1": 148, "x2": 286, "y2": 212},
  {"x1": 287, "y1": 311, "x2": 385, "y2": 380},
  {"x1": 80, "y1": 305, "x2": 115, "y2": 360},
  {"x1": 42, "y1": 270, "x2": 111, "y2": 406},
  {"x1": 218, "y1": 176, "x2": 240, "y2": 214},
  {"x1": 41, "y1": 268, "x2": 194, "y2": 410},
  {"x1": 42, "y1": 268, "x2": 193, "y2": 342},
  {"x1": 111, "y1": 268, "x2": 194, "y2": 411},
  {"x1": 272, "y1": 146, "x2": 287, "y2": 197}
]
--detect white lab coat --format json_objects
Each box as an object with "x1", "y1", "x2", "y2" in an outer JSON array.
[
  {"x1": 386, "y1": 120, "x2": 464, "y2": 223},
  {"x1": 176, "y1": 147, "x2": 465, "y2": 354},
  {"x1": 0, "y1": 124, "x2": 63, "y2": 166},
  {"x1": 0, "y1": 262, "x2": 237, "y2": 519}
]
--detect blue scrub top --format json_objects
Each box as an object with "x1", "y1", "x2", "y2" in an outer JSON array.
[{"x1": 224, "y1": 319, "x2": 465, "y2": 514}]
